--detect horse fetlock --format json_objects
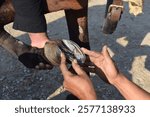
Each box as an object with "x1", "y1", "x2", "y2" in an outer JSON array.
[{"x1": 102, "y1": 6, "x2": 123, "y2": 34}]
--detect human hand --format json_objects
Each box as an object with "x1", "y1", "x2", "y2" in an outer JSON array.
[
  {"x1": 59, "y1": 53, "x2": 97, "y2": 100},
  {"x1": 81, "y1": 46, "x2": 120, "y2": 84}
]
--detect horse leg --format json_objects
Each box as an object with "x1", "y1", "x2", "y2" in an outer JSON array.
[
  {"x1": 0, "y1": 1, "x2": 53, "y2": 69},
  {"x1": 64, "y1": 6, "x2": 91, "y2": 76},
  {"x1": 65, "y1": 4, "x2": 110, "y2": 83},
  {"x1": 0, "y1": 32, "x2": 53, "y2": 69},
  {"x1": 64, "y1": 6, "x2": 90, "y2": 50},
  {"x1": 105, "y1": 0, "x2": 113, "y2": 17},
  {"x1": 102, "y1": 0, "x2": 123, "y2": 34}
]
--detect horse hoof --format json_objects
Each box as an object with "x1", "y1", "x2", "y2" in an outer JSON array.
[
  {"x1": 44, "y1": 39, "x2": 86, "y2": 66},
  {"x1": 102, "y1": 17, "x2": 118, "y2": 34},
  {"x1": 102, "y1": 4, "x2": 123, "y2": 34}
]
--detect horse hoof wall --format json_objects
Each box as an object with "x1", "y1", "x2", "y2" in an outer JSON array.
[{"x1": 44, "y1": 39, "x2": 86, "y2": 66}]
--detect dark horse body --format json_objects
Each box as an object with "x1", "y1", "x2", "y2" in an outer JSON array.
[{"x1": 0, "y1": 0, "x2": 123, "y2": 69}]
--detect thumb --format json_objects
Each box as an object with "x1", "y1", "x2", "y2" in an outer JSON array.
[
  {"x1": 60, "y1": 53, "x2": 72, "y2": 77},
  {"x1": 72, "y1": 59, "x2": 85, "y2": 76},
  {"x1": 102, "y1": 45, "x2": 111, "y2": 59}
]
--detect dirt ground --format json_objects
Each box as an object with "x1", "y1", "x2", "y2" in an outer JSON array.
[{"x1": 0, "y1": 0, "x2": 150, "y2": 100}]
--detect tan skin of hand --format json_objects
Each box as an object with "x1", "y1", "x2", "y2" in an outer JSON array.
[
  {"x1": 59, "y1": 53, "x2": 97, "y2": 100},
  {"x1": 82, "y1": 46, "x2": 150, "y2": 100},
  {"x1": 81, "y1": 46, "x2": 119, "y2": 84}
]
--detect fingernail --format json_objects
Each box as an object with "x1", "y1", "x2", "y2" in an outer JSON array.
[
  {"x1": 73, "y1": 59, "x2": 78, "y2": 63},
  {"x1": 104, "y1": 45, "x2": 107, "y2": 49},
  {"x1": 81, "y1": 47, "x2": 84, "y2": 50},
  {"x1": 60, "y1": 53, "x2": 63, "y2": 57}
]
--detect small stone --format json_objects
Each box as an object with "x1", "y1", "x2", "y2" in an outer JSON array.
[
  {"x1": 39, "y1": 77, "x2": 43, "y2": 81},
  {"x1": 0, "y1": 76, "x2": 6, "y2": 81}
]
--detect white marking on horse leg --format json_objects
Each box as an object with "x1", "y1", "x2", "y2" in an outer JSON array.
[{"x1": 79, "y1": 25, "x2": 84, "y2": 34}]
